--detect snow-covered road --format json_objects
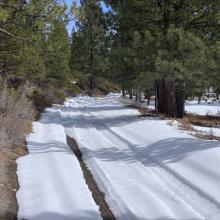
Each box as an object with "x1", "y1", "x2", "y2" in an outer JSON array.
[
  {"x1": 17, "y1": 93, "x2": 220, "y2": 220},
  {"x1": 65, "y1": 94, "x2": 220, "y2": 220}
]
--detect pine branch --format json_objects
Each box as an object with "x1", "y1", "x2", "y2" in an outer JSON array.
[{"x1": 0, "y1": 28, "x2": 20, "y2": 40}]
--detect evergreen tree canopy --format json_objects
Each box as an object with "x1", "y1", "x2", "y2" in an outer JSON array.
[{"x1": 70, "y1": 0, "x2": 107, "y2": 89}]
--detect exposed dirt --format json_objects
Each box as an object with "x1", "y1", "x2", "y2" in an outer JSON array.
[
  {"x1": 66, "y1": 135, "x2": 116, "y2": 220},
  {"x1": 0, "y1": 144, "x2": 27, "y2": 220}
]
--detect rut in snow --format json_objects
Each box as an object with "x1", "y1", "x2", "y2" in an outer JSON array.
[{"x1": 66, "y1": 135, "x2": 116, "y2": 220}]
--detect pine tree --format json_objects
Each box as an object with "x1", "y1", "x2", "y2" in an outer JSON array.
[
  {"x1": 70, "y1": 0, "x2": 107, "y2": 90},
  {"x1": 0, "y1": 0, "x2": 71, "y2": 82},
  {"x1": 105, "y1": 0, "x2": 157, "y2": 104},
  {"x1": 106, "y1": 0, "x2": 220, "y2": 117},
  {"x1": 45, "y1": 19, "x2": 71, "y2": 81}
]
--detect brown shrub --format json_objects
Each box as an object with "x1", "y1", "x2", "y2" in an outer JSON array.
[
  {"x1": 31, "y1": 90, "x2": 52, "y2": 112},
  {"x1": 0, "y1": 83, "x2": 34, "y2": 219},
  {"x1": 0, "y1": 84, "x2": 35, "y2": 147}
]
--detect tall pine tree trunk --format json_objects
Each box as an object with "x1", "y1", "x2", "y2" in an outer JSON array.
[
  {"x1": 88, "y1": 16, "x2": 94, "y2": 92},
  {"x1": 155, "y1": 79, "x2": 185, "y2": 118},
  {"x1": 156, "y1": 79, "x2": 168, "y2": 114},
  {"x1": 155, "y1": 81, "x2": 159, "y2": 110},
  {"x1": 175, "y1": 82, "x2": 185, "y2": 118},
  {"x1": 129, "y1": 89, "x2": 133, "y2": 99},
  {"x1": 135, "y1": 86, "x2": 142, "y2": 107},
  {"x1": 144, "y1": 89, "x2": 151, "y2": 105},
  {"x1": 88, "y1": 43, "x2": 94, "y2": 91},
  {"x1": 166, "y1": 81, "x2": 176, "y2": 117},
  {"x1": 122, "y1": 88, "x2": 125, "y2": 96},
  {"x1": 89, "y1": 74, "x2": 94, "y2": 91}
]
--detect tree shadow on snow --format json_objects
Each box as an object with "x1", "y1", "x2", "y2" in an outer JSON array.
[
  {"x1": 52, "y1": 104, "x2": 128, "y2": 113},
  {"x1": 82, "y1": 137, "x2": 220, "y2": 166},
  {"x1": 15, "y1": 212, "x2": 205, "y2": 220},
  {"x1": 81, "y1": 136, "x2": 220, "y2": 211},
  {"x1": 26, "y1": 140, "x2": 73, "y2": 155},
  {"x1": 40, "y1": 106, "x2": 159, "y2": 130},
  {"x1": 19, "y1": 211, "x2": 102, "y2": 220}
]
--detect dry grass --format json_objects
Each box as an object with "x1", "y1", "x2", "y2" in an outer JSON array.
[
  {"x1": 178, "y1": 117, "x2": 194, "y2": 131},
  {"x1": 186, "y1": 113, "x2": 220, "y2": 128},
  {"x1": 138, "y1": 107, "x2": 168, "y2": 119},
  {"x1": 0, "y1": 85, "x2": 35, "y2": 147},
  {"x1": 178, "y1": 116, "x2": 220, "y2": 141}
]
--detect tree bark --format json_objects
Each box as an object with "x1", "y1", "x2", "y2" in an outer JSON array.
[
  {"x1": 135, "y1": 86, "x2": 142, "y2": 107},
  {"x1": 144, "y1": 89, "x2": 151, "y2": 105},
  {"x1": 88, "y1": 74, "x2": 94, "y2": 91},
  {"x1": 122, "y1": 88, "x2": 125, "y2": 96},
  {"x1": 155, "y1": 79, "x2": 185, "y2": 118},
  {"x1": 129, "y1": 89, "x2": 133, "y2": 99},
  {"x1": 175, "y1": 83, "x2": 185, "y2": 118}
]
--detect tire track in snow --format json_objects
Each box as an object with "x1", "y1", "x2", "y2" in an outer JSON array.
[
  {"x1": 96, "y1": 119, "x2": 220, "y2": 220},
  {"x1": 66, "y1": 97, "x2": 201, "y2": 219},
  {"x1": 65, "y1": 99, "x2": 141, "y2": 220},
  {"x1": 100, "y1": 121, "x2": 220, "y2": 220},
  {"x1": 71, "y1": 96, "x2": 220, "y2": 220}
]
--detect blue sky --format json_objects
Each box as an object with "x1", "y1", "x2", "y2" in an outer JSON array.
[
  {"x1": 65, "y1": 0, "x2": 76, "y2": 34},
  {"x1": 65, "y1": 0, "x2": 109, "y2": 34}
]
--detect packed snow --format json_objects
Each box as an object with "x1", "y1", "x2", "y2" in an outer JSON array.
[
  {"x1": 17, "y1": 93, "x2": 220, "y2": 220},
  {"x1": 16, "y1": 111, "x2": 102, "y2": 220}
]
